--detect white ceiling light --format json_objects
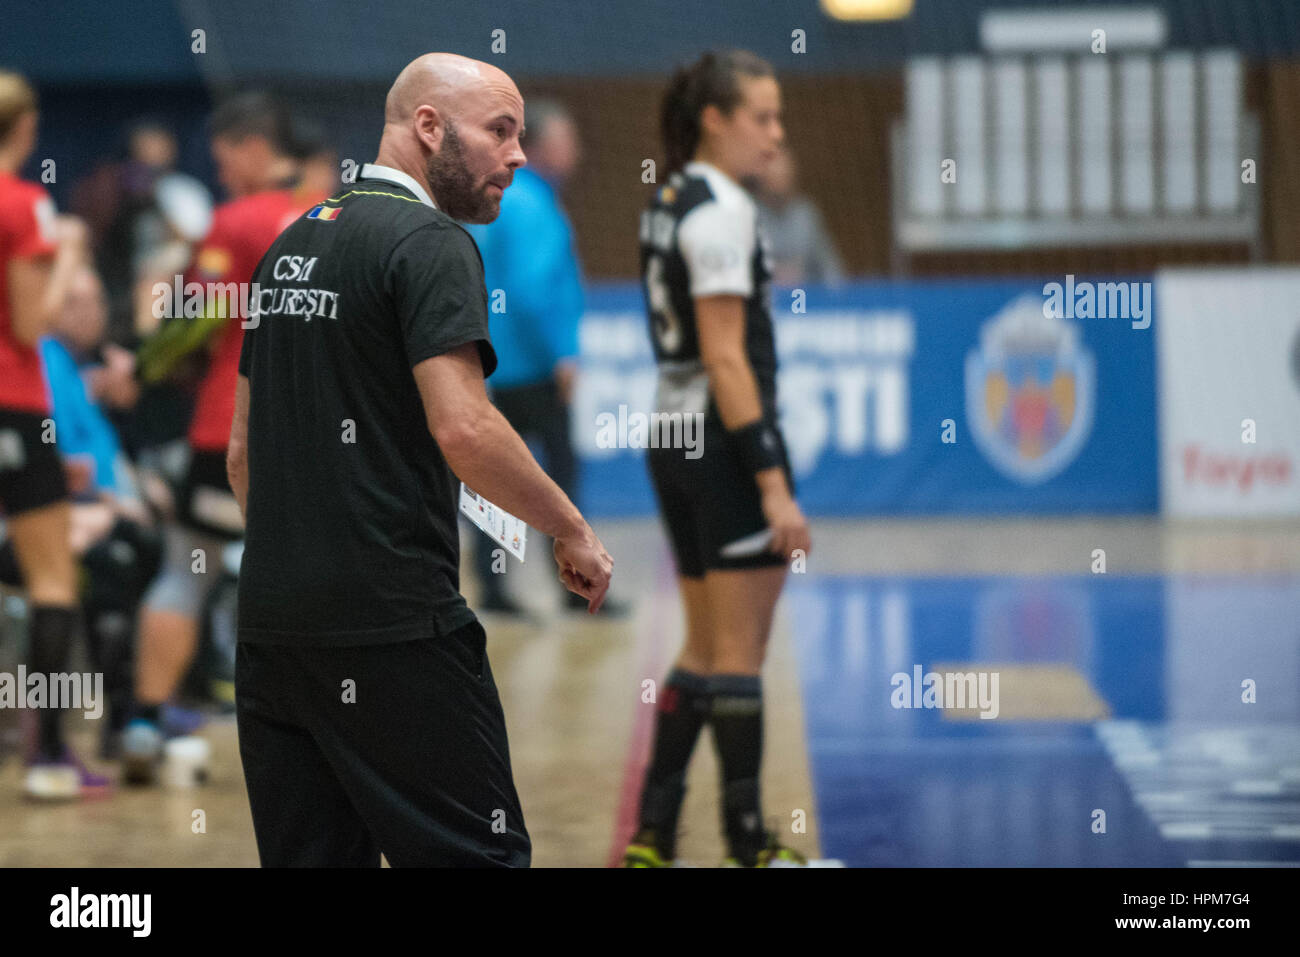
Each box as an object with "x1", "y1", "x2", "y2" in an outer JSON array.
[{"x1": 821, "y1": 0, "x2": 915, "y2": 22}]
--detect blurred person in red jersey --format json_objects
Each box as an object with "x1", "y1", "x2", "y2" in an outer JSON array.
[
  {"x1": 122, "y1": 93, "x2": 329, "y2": 784},
  {"x1": 0, "y1": 70, "x2": 108, "y2": 800}
]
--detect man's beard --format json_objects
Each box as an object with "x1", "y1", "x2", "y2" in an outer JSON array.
[{"x1": 426, "y1": 122, "x2": 498, "y2": 223}]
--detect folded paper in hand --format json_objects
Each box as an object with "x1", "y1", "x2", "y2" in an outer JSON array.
[{"x1": 459, "y1": 483, "x2": 527, "y2": 562}]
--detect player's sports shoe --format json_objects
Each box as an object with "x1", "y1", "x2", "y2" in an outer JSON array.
[
  {"x1": 103, "y1": 705, "x2": 206, "y2": 761},
  {"x1": 756, "y1": 840, "x2": 808, "y2": 867},
  {"x1": 23, "y1": 748, "x2": 112, "y2": 801},
  {"x1": 722, "y1": 832, "x2": 809, "y2": 868},
  {"x1": 121, "y1": 719, "x2": 164, "y2": 785},
  {"x1": 622, "y1": 843, "x2": 673, "y2": 867},
  {"x1": 621, "y1": 828, "x2": 675, "y2": 867},
  {"x1": 23, "y1": 759, "x2": 79, "y2": 801}
]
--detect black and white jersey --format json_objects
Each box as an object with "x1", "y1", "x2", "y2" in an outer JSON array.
[{"x1": 638, "y1": 160, "x2": 776, "y2": 419}]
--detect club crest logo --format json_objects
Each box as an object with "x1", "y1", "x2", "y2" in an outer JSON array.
[{"x1": 965, "y1": 294, "x2": 1094, "y2": 485}]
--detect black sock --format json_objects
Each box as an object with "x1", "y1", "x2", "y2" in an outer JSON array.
[
  {"x1": 709, "y1": 673, "x2": 765, "y2": 865},
  {"x1": 28, "y1": 605, "x2": 79, "y2": 761},
  {"x1": 636, "y1": 668, "x2": 711, "y2": 858},
  {"x1": 81, "y1": 518, "x2": 152, "y2": 736},
  {"x1": 133, "y1": 703, "x2": 162, "y2": 726},
  {"x1": 83, "y1": 602, "x2": 136, "y2": 735}
]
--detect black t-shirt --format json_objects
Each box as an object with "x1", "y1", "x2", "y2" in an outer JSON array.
[{"x1": 236, "y1": 170, "x2": 497, "y2": 645}]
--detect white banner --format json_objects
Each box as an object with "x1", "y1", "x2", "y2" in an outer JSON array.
[{"x1": 1156, "y1": 267, "x2": 1300, "y2": 517}]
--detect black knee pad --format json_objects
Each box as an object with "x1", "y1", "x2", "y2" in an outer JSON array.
[{"x1": 81, "y1": 517, "x2": 164, "y2": 612}]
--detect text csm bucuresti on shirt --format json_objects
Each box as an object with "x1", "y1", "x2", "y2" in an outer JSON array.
[{"x1": 237, "y1": 164, "x2": 497, "y2": 645}]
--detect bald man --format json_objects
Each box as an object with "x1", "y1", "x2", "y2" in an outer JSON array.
[{"x1": 230, "y1": 54, "x2": 613, "y2": 867}]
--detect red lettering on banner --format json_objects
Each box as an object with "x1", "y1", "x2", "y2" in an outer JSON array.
[{"x1": 1181, "y1": 444, "x2": 1294, "y2": 493}]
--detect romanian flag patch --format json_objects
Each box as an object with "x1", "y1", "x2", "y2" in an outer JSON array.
[
  {"x1": 196, "y1": 246, "x2": 232, "y2": 280},
  {"x1": 307, "y1": 205, "x2": 341, "y2": 221}
]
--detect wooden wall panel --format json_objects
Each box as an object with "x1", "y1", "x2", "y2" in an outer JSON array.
[
  {"x1": 1262, "y1": 62, "x2": 1300, "y2": 263},
  {"x1": 531, "y1": 63, "x2": 1293, "y2": 278}
]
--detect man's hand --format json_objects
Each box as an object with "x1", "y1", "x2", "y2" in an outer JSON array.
[
  {"x1": 69, "y1": 502, "x2": 115, "y2": 556},
  {"x1": 553, "y1": 525, "x2": 613, "y2": 614},
  {"x1": 416, "y1": 345, "x2": 616, "y2": 609},
  {"x1": 63, "y1": 455, "x2": 95, "y2": 497},
  {"x1": 88, "y1": 344, "x2": 140, "y2": 409}
]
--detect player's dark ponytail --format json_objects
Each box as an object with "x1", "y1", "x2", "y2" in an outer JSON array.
[{"x1": 660, "y1": 49, "x2": 774, "y2": 175}]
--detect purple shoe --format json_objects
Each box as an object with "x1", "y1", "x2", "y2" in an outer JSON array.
[
  {"x1": 66, "y1": 746, "x2": 113, "y2": 795},
  {"x1": 23, "y1": 747, "x2": 113, "y2": 801}
]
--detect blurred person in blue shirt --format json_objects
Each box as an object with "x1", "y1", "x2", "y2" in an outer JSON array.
[
  {"x1": 41, "y1": 276, "x2": 138, "y2": 506},
  {"x1": 462, "y1": 100, "x2": 608, "y2": 616}
]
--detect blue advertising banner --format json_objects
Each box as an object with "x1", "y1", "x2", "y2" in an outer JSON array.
[{"x1": 563, "y1": 279, "x2": 1157, "y2": 517}]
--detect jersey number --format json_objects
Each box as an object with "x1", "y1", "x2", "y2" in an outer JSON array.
[{"x1": 645, "y1": 255, "x2": 683, "y2": 355}]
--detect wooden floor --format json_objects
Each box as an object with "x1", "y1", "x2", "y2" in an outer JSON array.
[
  {"x1": 0, "y1": 519, "x2": 818, "y2": 867},
  {"x1": 0, "y1": 517, "x2": 1293, "y2": 867}
]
